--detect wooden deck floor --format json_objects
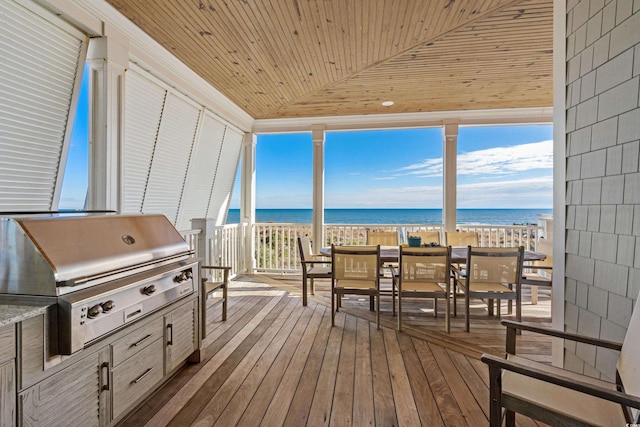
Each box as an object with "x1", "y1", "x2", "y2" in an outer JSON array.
[{"x1": 119, "y1": 275, "x2": 552, "y2": 427}]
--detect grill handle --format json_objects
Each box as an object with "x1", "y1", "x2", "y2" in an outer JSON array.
[{"x1": 167, "y1": 324, "x2": 173, "y2": 346}]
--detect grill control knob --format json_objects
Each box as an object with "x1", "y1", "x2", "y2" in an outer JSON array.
[
  {"x1": 174, "y1": 272, "x2": 186, "y2": 283},
  {"x1": 101, "y1": 300, "x2": 115, "y2": 313},
  {"x1": 142, "y1": 285, "x2": 156, "y2": 296},
  {"x1": 185, "y1": 270, "x2": 192, "y2": 279},
  {"x1": 87, "y1": 304, "x2": 102, "y2": 319}
]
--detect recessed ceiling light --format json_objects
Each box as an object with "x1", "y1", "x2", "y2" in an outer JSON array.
[{"x1": 382, "y1": 101, "x2": 394, "y2": 106}]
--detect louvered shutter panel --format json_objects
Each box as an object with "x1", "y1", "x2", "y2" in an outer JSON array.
[
  {"x1": 208, "y1": 127, "x2": 243, "y2": 224},
  {"x1": 122, "y1": 70, "x2": 167, "y2": 213},
  {"x1": 176, "y1": 112, "x2": 226, "y2": 230},
  {"x1": 142, "y1": 93, "x2": 200, "y2": 223},
  {"x1": 0, "y1": 0, "x2": 85, "y2": 211}
]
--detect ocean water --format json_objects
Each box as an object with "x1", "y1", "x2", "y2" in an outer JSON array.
[{"x1": 226, "y1": 208, "x2": 552, "y2": 225}]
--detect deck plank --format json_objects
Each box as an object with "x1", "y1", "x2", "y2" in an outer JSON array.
[
  {"x1": 383, "y1": 327, "x2": 422, "y2": 426},
  {"x1": 260, "y1": 303, "x2": 326, "y2": 426},
  {"x1": 430, "y1": 344, "x2": 488, "y2": 425},
  {"x1": 166, "y1": 295, "x2": 294, "y2": 427},
  {"x1": 352, "y1": 318, "x2": 375, "y2": 426},
  {"x1": 396, "y1": 333, "x2": 444, "y2": 426},
  {"x1": 306, "y1": 311, "x2": 345, "y2": 426},
  {"x1": 235, "y1": 299, "x2": 317, "y2": 426},
  {"x1": 282, "y1": 308, "x2": 333, "y2": 427},
  {"x1": 210, "y1": 298, "x2": 309, "y2": 426},
  {"x1": 330, "y1": 314, "x2": 357, "y2": 426},
  {"x1": 412, "y1": 338, "x2": 468, "y2": 427},
  {"x1": 369, "y1": 322, "x2": 398, "y2": 427}
]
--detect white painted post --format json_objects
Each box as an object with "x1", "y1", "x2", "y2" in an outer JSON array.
[
  {"x1": 86, "y1": 34, "x2": 129, "y2": 211},
  {"x1": 311, "y1": 125, "x2": 326, "y2": 252},
  {"x1": 443, "y1": 122, "x2": 459, "y2": 233},
  {"x1": 241, "y1": 133, "x2": 257, "y2": 273}
]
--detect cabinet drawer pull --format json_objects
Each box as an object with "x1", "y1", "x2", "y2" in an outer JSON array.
[
  {"x1": 101, "y1": 362, "x2": 110, "y2": 391},
  {"x1": 131, "y1": 367, "x2": 153, "y2": 385},
  {"x1": 131, "y1": 333, "x2": 153, "y2": 347},
  {"x1": 167, "y1": 324, "x2": 173, "y2": 346}
]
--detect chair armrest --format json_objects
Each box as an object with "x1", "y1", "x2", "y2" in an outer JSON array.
[
  {"x1": 481, "y1": 353, "x2": 640, "y2": 410},
  {"x1": 301, "y1": 260, "x2": 331, "y2": 265},
  {"x1": 202, "y1": 265, "x2": 231, "y2": 271},
  {"x1": 501, "y1": 320, "x2": 622, "y2": 352},
  {"x1": 201, "y1": 265, "x2": 230, "y2": 282}
]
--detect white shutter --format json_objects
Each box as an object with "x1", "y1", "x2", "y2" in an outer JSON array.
[
  {"x1": 177, "y1": 112, "x2": 226, "y2": 230},
  {"x1": 122, "y1": 70, "x2": 167, "y2": 213},
  {"x1": 208, "y1": 127, "x2": 243, "y2": 224},
  {"x1": 0, "y1": 0, "x2": 85, "y2": 211},
  {"x1": 142, "y1": 93, "x2": 200, "y2": 223}
]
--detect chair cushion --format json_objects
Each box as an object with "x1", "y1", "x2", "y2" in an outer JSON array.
[
  {"x1": 401, "y1": 281, "x2": 446, "y2": 293},
  {"x1": 335, "y1": 279, "x2": 377, "y2": 289},
  {"x1": 467, "y1": 282, "x2": 516, "y2": 293},
  {"x1": 502, "y1": 354, "x2": 626, "y2": 426}
]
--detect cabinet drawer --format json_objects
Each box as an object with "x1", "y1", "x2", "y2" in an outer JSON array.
[
  {"x1": 112, "y1": 338, "x2": 163, "y2": 420},
  {"x1": 111, "y1": 317, "x2": 163, "y2": 367},
  {"x1": 0, "y1": 325, "x2": 14, "y2": 364}
]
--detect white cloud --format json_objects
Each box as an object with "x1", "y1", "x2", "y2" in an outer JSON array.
[
  {"x1": 396, "y1": 140, "x2": 553, "y2": 177},
  {"x1": 326, "y1": 175, "x2": 553, "y2": 208}
]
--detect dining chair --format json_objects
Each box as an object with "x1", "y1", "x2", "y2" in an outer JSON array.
[
  {"x1": 522, "y1": 238, "x2": 552, "y2": 305},
  {"x1": 331, "y1": 245, "x2": 381, "y2": 329},
  {"x1": 481, "y1": 298, "x2": 640, "y2": 427},
  {"x1": 453, "y1": 246, "x2": 524, "y2": 332},
  {"x1": 392, "y1": 246, "x2": 451, "y2": 333},
  {"x1": 445, "y1": 231, "x2": 479, "y2": 247},
  {"x1": 366, "y1": 230, "x2": 399, "y2": 246},
  {"x1": 297, "y1": 236, "x2": 331, "y2": 306},
  {"x1": 406, "y1": 230, "x2": 441, "y2": 246}
]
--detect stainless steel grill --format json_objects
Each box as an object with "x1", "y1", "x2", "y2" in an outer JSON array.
[{"x1": 0, "y1": 213, "x2": 199, "y2": 355}]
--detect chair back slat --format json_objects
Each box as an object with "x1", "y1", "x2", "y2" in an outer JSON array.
[
  {"x1": 367, "y1": 231, "x2": 399, "y2": 246},
  {"x1": 446, "y1": 231, "x2": 479, "y2": 247},
  {"x1": 467, "y1": 247, "x2": 523, "y2": 285},
  {"x1": 297, "y1": 236, "x2": 313, "y2": 263},
  {"x1": 400, "y1": 246, "x2": 450, "y2": 284},
  {"x1": 535, "y1": 238, "x2": 553, "y2": 269},
  {"x1": 617, "y1": 291, "x2": 640, "y2": 420}
]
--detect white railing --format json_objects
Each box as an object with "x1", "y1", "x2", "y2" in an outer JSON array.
[
  {"x1": 180, "y1": 228, "x2": 202, "y2": 257},
  {"x1": 180, "y1": 223, "x2": 249, "y2": 279},
  {"x1": 455, "y1": 224, "x2": 539, "y2": 251},
  {"x1": 209, "y1": 223, "x2": 249, "y2": 277},
  {"x1": 184, "y1": 222, "x2": 543, "y2": 275},
  {"x1": 253, "y1": 223, "x2": 542, "y2": 273}
]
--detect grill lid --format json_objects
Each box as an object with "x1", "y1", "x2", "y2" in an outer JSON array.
[{"x1": 0, "y1": 214, "x2": 191, "y2": 295}]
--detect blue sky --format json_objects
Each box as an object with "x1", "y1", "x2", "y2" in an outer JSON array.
[
  {"x1": 59, "y1": 67, "x2": 89, "y2": 210},
  {"x1": 230, "y1": 124, "x2": 553, "y2": 209}
]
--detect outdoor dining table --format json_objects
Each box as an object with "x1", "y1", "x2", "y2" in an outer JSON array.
[{"x1": 319, "y1": 246, "x2": 547, "y2": 263}]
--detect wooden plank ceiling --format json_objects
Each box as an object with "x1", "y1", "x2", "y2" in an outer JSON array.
[{"x1": 106, "y1": 0, "x2": 553, "y2": 120}]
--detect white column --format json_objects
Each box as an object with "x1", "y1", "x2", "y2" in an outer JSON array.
[
  {"x1": 241, "y1": 133, "x2": 257, "y2": 272},
  {"x1": 311, "y1": 125, "x2": 326, "y2": 252},
  {"x1": 85, "y1": 30, "x2": 128, "y2": 211},
  {"x1": 443, "y1": 122, "x2": 459, "y2": 233},
  {"x1": 551, "y1": 0, "x2": 566, "y2": 368}
]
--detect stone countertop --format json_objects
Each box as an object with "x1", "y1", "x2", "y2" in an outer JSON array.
[{"x1": 0, "y1": 303, "x2": 52, "y2": 327}]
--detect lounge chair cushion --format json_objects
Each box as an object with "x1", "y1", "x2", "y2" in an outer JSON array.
[{"x1": 502, "y1": 354, "x2": 626, "y2": 426}]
